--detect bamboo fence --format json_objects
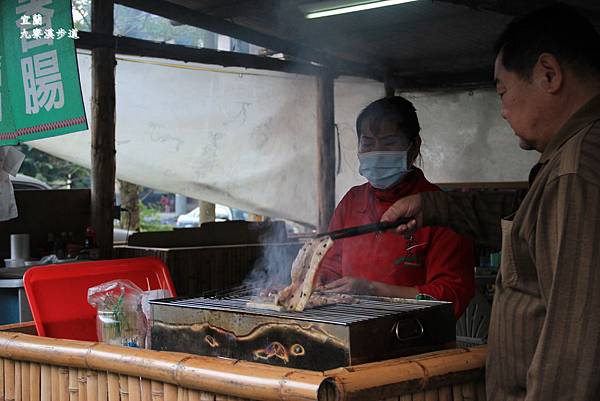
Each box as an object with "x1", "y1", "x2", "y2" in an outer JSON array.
[{"x1": 0, "y1": 325, "x2": 486, "y2": 401}]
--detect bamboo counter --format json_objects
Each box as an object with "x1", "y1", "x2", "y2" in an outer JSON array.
[{"x1": 0, "y1": 323, "x2": 486, "y2": 401}]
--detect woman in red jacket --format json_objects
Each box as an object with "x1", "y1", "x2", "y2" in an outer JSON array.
[{"x1": 319, "y1": 96, "x2": 474, "y2": 317}]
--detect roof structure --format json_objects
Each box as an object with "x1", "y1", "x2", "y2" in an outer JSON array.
[{"x1": 111, "y1": 0, "x2": 600, "y2": 89}]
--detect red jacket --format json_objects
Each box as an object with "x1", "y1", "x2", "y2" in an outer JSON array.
[{"x1": 320, "y1": 168, "x2": 475, "y2": 317}]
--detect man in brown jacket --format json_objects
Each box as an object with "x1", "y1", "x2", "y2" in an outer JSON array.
[{"x1": 381, "y1": 4, "x2": 600, "y2": 401}]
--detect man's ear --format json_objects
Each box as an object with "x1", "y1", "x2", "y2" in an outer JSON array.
[{"x1": 536, "y1": 53, "x2": 563, "y2": 94}]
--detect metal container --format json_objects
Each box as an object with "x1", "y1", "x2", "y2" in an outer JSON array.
[{"x1": 150, "y1": 295, "x2": 455, "y2": 371}]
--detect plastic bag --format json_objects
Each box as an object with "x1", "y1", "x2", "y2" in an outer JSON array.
[{"x1": 87, "y1": 279, "x2": 147, "y2": 348}]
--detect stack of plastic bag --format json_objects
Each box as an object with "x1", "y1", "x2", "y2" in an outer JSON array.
[{"x1": 87, "y1": 280, "x2": 147, "y2": 348}]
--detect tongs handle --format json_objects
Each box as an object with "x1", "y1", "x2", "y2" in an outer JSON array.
[{"x1": 316, "y1": 218, "x2": 412, "y2": 240}]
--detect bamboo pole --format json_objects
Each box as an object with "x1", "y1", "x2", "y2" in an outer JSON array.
[
  {"x1": 452, "y1": 385, "x2": 463, "y2": 401},
  {"x1": 316, "y1": 72, "x2": 336, "y2": 232},
  {"x1": 164, "y1": 384, "x2": 177, "y2": 401},
  {"x1": 141, "y1": 379, "x2": 152, "y2": 401},
  {"x1": 52, "y1": 366, "x2": 60, "y2": 401},
  {"x1": 30, "y1": 363, "x2": 40, "y2": 401},
  {"x1": 461, "y1": 383, "x2": 475, "y2": 401},
  {"x1": 199, "y1": 393, "x2": 214, "y2": 401},
  {"x1": 411, "y1": 392, "x2": 424, "y2": 401},
  {"x1": 15, "y1": 361, "x2": 21, "y2": 401},
  {"x1": 119, "y1": 376, "x2": 129, "y2": 401},
  {"x1": 98, "y1": 372, "x2": 108, "y2": 401},
  {"x1": 87, "y1": 371, "x2": 98, "y2": 401},
  {"x1": 399, "y1": 396, "x2": 411, "y2": 401},
  {"x1": 78, "y1": 370, "x2": 87, "y2": 401},
  {"x1": 41, "y1": 365, "x2": 51, "y2": 401},
  {"x1": 0, "y1": 358, "x2": 4, "y2": 401},
  {"x1": 68, "y1": 368, "x2": 79, "y2": 401},
  {"x1": 437, "y1": 386, "x2": 451, "y2": 401},
  {"x1": 326, "y1": 347, "x2": 486, "y2": 401},
  {"x1": 150, "y1": 381, "x2": 164, "y2": 401},
  {"x1": 128, "y1": 376, "x2": 141, "y2": 401},
  {"x1": 91, "y1": 0, "x2": 117, "y2": 259},
  {"x1": 187, "y1": 391, "x2": 200, "y2": 401},
  {"x1": 476, "y1": 381, "x2": 485, "y2": 401},
  {"x1": 0, "y1": 323, "x2": 37, "y2": 335},
  {"x1": 106, "y1": 373, "x2": 119, "y2": 401},
  {"x1": 21, "y1": 361, "x2": 30, "y2": 401},
  {"x1": 59, "y1": 367, "x2": 69, "y2": 401},
  {"x1": 424, "y1": 389, "x2": 437, "y2": 401},
  {"x1": 176, "y1": 388, "x2": 186, "y2": 401},
  {"x1": 5, "y1": 360, "x2": 15, "y2": 401}
]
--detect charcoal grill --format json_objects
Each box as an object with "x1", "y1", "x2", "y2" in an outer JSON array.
[{"x1": 150, "y1": 291, "x2": 455, "y2": 371}]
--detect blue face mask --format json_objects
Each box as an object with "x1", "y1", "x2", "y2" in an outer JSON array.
[{"x1": 358, "y1": 151, "x2": 409, "y2": 189}]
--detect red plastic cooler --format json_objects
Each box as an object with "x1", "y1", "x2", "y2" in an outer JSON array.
[{"x1": 23, "y1": 257, "x2": 175, "y2": 341}]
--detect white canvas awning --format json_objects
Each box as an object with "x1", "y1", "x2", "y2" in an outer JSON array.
[{"x1": 30, "y1": 53, "x2": 537, "y2": 226}]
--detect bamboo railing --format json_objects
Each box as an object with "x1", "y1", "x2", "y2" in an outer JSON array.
[
  {"x1": 327, "y1": 347, "x2": 486, "y2": 401},
  {"x1": 0, "y1": 327, "x2": 486, "y2": 401}
]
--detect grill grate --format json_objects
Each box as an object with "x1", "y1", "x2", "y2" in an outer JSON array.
[
  {"x1": 198, "y1": 285, "x2": 258, "y2": 298},
  {"x1": 151, "y1": 295, "x2": 433, "y2": 325}
]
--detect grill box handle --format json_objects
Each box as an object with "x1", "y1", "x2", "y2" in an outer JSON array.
[{"x1": 393, "y1": 318, "x2": 424, "y2": 342}]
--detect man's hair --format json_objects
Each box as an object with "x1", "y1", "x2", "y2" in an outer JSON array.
[
  {"x1": 356, "y1": 96, "x2": 420, "y2": 140},
  {"x1": 495, "y1": 3, "x2": 600, "y2": 80}
]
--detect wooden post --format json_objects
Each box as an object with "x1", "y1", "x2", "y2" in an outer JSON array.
[
  {"x1": 198, "y1": 201, "x2": 215, "y2": 224},
  {"x1": 384, "y1": 71, "x2": 396, "y2": 97},
  {"x1": 316, "y1": 73, "x2": 336, "y2": 233},
  {"x1": 119, "y1": 181, "x2": 140, "y2": 231},
  {"x1": 385, "y1": 77, "x2": 396, "y2": 97},
  {"x1": 91, "y1": 0, "x2": 116, "y2": 259}
]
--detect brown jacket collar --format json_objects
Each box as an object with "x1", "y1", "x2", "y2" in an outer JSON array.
[{"x1": 539, "y1": 93, "x2": 600, "y2": 164}]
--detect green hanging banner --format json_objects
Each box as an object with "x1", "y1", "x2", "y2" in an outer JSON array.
[{"x1": 0, "y1": 0, "x2": 87, "y2": 146}]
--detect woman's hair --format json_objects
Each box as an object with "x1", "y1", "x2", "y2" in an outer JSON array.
[{"x1": 356, "y1": 96, "x2": 421, "y2": 141}]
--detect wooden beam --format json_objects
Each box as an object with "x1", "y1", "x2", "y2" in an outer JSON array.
[
  {"x1": 436, "y1": 0, "x2": 600, "y2": 19},
  {"x1": 388, "y1": 68, "x2": 494, "y2": 91},
  {"x1": 76, "y1": 32, "x2": 327, "y2": 76},
  {"x1": 114, "y1": 0, "x2": 383, "y2": 80},
  {"x1": 434, "y1": 0, "x2": 552, "y2": 15},
  {"x1": 316, "y1": 73, "x2": 336, "y2": 233},
  {"x1": 91, "y1": 0, "x2": 116, "y2": 259}
]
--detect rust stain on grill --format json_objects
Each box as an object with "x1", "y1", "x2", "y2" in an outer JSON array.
[
  {"x1": 204, "y1": 335, "x2": 219, "y2": 348},
  {"x1": 253, "y1": 342, "x2": 289, "y2": 363},
  {"x1": 290, "y1": 344, "x2": 305, "y2": 356},
  {"x1": 186, "y1": 321, "x2": 345, "y2": 348},
  {"x1": 152, "y1": 320, "x2": 349, "y2": 369}
]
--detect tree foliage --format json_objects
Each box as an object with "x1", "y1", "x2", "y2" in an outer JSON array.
[
  {"x1": 17, "y1": 144, "x2": 90, "y2": 189},
  {"x1": 72, "y1": 1, "x2": 217, "y2": 48},
  {"x1": 139, "y1": 202, "x2": 173, "y2": 232}
]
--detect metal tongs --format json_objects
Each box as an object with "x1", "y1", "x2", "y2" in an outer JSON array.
[{"x1": 315, "y1": 218, "x2": 412, "y2": 240}]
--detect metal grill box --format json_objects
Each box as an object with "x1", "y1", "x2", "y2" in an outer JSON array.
[{"x1": 150, "y1": 295, "x2": 455, "y2": 371}]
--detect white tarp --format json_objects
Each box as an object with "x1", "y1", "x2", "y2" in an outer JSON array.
[{"x1": 30, "y1": 53, "x2": 538, "y2": 227}]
